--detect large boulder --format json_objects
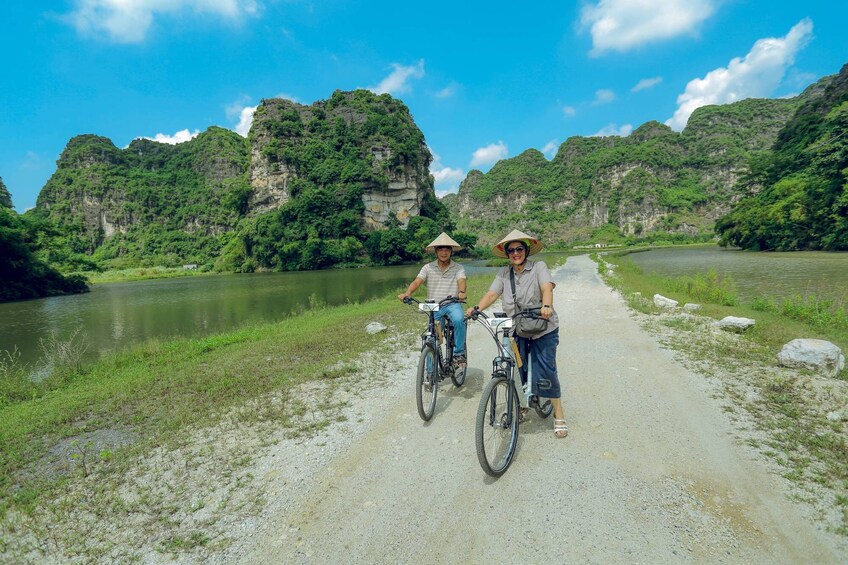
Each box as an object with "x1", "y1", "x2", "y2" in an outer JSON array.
[
  {"x1": 653, "y1": 294, "x2": 678, "y2": 308},
  {"x1": 713, "y1": 316, "x2": 756, "y2": 333},
  {"x1": 777, "y1": 339, "x2": 845, "y2": 377}
]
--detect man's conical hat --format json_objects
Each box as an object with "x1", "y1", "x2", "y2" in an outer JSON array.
[
  {"x1": 492, "y1": 229, "x2": 543, "y2": 258},
  {"x1": 425, "y1": 232, "x2": 463, "y2": 252}
]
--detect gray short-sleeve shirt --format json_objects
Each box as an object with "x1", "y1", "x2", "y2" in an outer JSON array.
[
  {"x1": 417, "y1": 260, "x2": 466, "y2": 302},
  {"x1": 489, "y1": 260, "x2": 558, "y2": 336}
]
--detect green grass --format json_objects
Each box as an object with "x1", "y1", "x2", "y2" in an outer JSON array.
[{"x1": 0, "y1": 292, "x2": 423, "y2": 520}]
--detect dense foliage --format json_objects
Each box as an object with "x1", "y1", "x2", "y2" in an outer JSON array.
[
  {"x1": 454, "y1": 93, "x2": 806, "y2": 247},
  {"x1": 32, "y1": 90, "x2": 457, "y2": 273},
  {"x1": 0, "y1": 199, "x2": 88, "y2": 302},
  {"x1": 716, "y1": 64, "x2": 848, "y2": 250},
  {"x1": 0, "y1": 177, "x2": 12, "y2": 209}
]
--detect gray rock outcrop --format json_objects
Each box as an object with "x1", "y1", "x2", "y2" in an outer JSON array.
[{"x1": 777, "y1": 339, "x2": 845, "y2": 377}]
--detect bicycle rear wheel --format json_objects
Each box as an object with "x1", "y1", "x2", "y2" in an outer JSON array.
[
  {"x1": 416, "y1": 345, "x2": 438, "y2": 421},
  {"x1": 475, "y1": 374, "x2": 519, "y2": 476}
]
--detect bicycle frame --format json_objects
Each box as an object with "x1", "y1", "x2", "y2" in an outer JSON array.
[{"x1": 473, "y1": 311, "x2": 534, "y2": 409}]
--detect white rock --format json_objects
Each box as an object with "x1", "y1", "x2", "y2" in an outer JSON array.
[
  {"x1": 653, "y1": 294, "x2": 679, "y2": 308},
  {"x1": 826, "y1": 410, "x2": 845, "y2": 422},
  {"x1": 365, "y1": 322, "x2": 388, "y2": 335},
  {"x1": 777, "y1": 339, "x2": 845, "y2": 377},
  {"x1": 683, "y1": 303, "x2": 702, "y2": 311},
  {"x1": 713, "y1": 316, "x2": 755, "y2": 332}
]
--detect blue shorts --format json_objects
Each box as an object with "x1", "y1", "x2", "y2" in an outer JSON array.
[{"x1": 516, "y1": 329, "x2": 561, "y2": 399}]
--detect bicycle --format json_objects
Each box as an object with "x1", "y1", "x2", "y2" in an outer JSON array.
[
  {"x1": 468, "y1": 307, "x2": 552, "y2": 477},
  {"x1": 403, "y1": 295, "x2": 468, "y2": 421}
]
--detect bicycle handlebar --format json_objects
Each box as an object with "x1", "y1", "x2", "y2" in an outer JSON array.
[{"x1": 403, "y1": 295, "x2": 465, "y2": 308}]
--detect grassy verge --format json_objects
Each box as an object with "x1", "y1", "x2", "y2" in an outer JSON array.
[
  {"x1": 0, "y1": 271, "x2": 503, "y2": 559},
  {"x1": 76, "y1": 266, "x2": 219, "y2": 284},
  {"x1": 593, "y1": 251, "x2": 848, "y2": 536}
]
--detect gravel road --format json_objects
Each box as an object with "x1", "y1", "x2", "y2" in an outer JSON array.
[{"x1": 222, "y1": 254, "x2": 845, "y2": 564}]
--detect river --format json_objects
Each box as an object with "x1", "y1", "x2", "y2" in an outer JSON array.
[{"x1": 2, "y1": 246, "x2": 846, "y2": 371}]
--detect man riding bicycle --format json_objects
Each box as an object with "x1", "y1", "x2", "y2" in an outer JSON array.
[{"x1": 398, "y1": 232, "x2": 468, "y2": 367}]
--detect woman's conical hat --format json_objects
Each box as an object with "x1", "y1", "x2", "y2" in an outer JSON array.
[
  {"x1": 425, "y1": 232, "x2": 463, "y2": 252},
  {"x1": 492, "y1": 229, "x2": 543, "y2": 258}
]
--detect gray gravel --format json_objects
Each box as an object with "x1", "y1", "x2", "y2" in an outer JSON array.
[{"x1": 217, "y1": 254, "x2": 845, "y2": 564}]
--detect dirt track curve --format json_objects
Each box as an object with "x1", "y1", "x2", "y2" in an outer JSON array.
[{"x1": 227, "y1": 254, "x2": 845, "y2": 564}]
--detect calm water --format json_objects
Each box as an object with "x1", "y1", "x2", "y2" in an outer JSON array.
[
  {"x1": 626, "y1": 246, "x2": 848, "y2": 303},
  {"x1": 0, "y1": 261, "x2": 498, "y2": 369},
  {"x1": 4, "y1": 247, "x2": 844, "y2": 371}
]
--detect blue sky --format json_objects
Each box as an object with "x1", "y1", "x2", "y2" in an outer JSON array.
[{"x1": 1, "y1": 1, "x2": 846, "y2": 211}]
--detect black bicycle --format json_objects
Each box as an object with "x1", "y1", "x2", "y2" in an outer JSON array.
[
  {"x1": 468, "y1": 307, "x2": 552, "y2": 476},
  {"x1": 403, "y1": 295, "x2": 467, "y2": 421}
]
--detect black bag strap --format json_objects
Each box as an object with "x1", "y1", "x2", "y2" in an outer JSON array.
[{"x1": 509, "y1": 267, "x2": 520, "y2": 309}]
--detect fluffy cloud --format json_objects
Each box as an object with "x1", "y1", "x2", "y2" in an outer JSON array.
[
  {"x1": 593, "y1": 89, "x2": 616, "y2": 105},
  {"x1": 429, "y1": 150, "x2": 465, "y2": 197},
  {"x1": 140, "y1": 129, "x2": 201, "y2": 144},
  {"x1": 368, "y1": 60, "x2": 425, "y2": 95},
  {"x1": 65, "y1": 0, "x2": 261, "y2": 43},
  {"x1": 470, "y1": 141, "x2": 508, "y2": 168},
  {"x1": 435, "y1": 84, "x2": 457, "y2": 99},
  {"x1": 542, "y1": 140, "x2": 559, "y2": 158},
  {"x1": 592, "y1": 124, "x2": 633, "y2": 137},
  {"x1": 581, "y1": 0, "x2": 715, "y2": 55},
  {"x1": 632, "y1": 76, "x2": 663, "y2": 92},
  {"x1": 666, "y1": 19, "x2": 813, "y2": 131}
]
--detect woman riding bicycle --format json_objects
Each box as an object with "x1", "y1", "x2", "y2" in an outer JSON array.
[
  {"x1": 466, "y1": 229, "x2": 568, "y2": 438},
  {"x1": 398, "y1": 232, "x2": 468, "y2": 367}
]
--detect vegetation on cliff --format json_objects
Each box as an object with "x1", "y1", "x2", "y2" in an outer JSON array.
[
  {"x1": 716, "y1": 65, "x2": 848, "y2": 251},
  {"x1": 0, "y1": 179, "x2": 88, "y2": 302},
  {"x1": 31, "y1": 91, "x2": 463, "y2": 274},
  {"x1": 454, "y1": 90, "x2": 808, "y2": 247}
]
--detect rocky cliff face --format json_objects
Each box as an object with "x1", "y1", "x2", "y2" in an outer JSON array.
[
  {"x1": 247, "y1": 92, "x2": 432, "y2": 229},
  {"x1": 34, "y1": 91, "x2": 435, "y2": 259},
  {"x1": 454, "y1": 81, "x2": 829, "y2": 245}
]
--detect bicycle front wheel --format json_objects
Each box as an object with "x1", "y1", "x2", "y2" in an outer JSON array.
[
  {"x1": 475, "y1": 375, "x2": 519, "y2": 477},
  {"x1": 416, "y1": 345, "x2": 438, "y2": 421}
]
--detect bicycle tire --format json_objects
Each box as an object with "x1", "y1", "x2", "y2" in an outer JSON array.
[
  {"x1": 475, "y1": 374, "x2": 519, "y2": 477},
  {"x1": 416, "y1": 345, "x2": 438, "y2": 421},
  {"x1": 449, "y1": 320, "x2": 467, "y2": 387},
  {"x1": 451, "y1": 364, "x2": 467, "y2": 387}
]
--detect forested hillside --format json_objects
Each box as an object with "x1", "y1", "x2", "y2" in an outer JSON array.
[
  {"x1": 449, "y1": 77, "x2": 835, "y2": 248},
  {"x1": 0, "y1": 177, "x2": 88, "y2": 302},
  {"x1": 30, "y1": 90, "x2": 457, "y2": 272},
  {"x1": 715, "y1": 63, "x2": 848, "y2": 250}
]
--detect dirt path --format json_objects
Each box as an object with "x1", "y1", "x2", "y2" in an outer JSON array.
[{"x1": 230, "y1": 255, "x2": 845, "y2": 563}]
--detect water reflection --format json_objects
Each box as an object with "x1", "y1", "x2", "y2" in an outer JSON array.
[{"x1": 626, "y1": 246, "x2": 848, "y2": 302}]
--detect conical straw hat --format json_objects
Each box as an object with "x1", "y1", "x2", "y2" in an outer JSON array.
[
  {"x1": 425, "y1": 232, "x2": 463, "y2": 252},
  {"x1": 492, "y1": 229, "x2": 543, "y2": 258}
]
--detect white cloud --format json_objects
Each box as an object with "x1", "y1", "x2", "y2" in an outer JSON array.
[
  {"x1": 141, "y1": 129, "x2": 201, "y2": 144},
  {"x1": 666, "y1": 18, "x2": 814, "y2": 131},
  {"x1": 368, "y1": 60, "x2": 425, "y2": 95},
  {"x1": 581, "y1": 0, "x2": 715, "y2": 55},
  {"x1": 470, "y1": 141, "x2": 508, "y2": 168},
  {"x1": 435, "y1": 84, "x2": 457, "y2": 99},
  {"x1": 592, "y1": 124, "x2": 633, "y2": 137},
  {"x1": 542, "y1": 140, "x2": 559, "y2": 158},
  {"x1": 233, "y1": 106, "x2": 257, "y2": 137},
  {"x1": 593, "y1": 89, "x2": 616, "y2": 105},
  {"x1": 429, "y1": 150, "x2": 465, "y2": 197},
  {"x1": 65, "y1": 0, "x2": 261, "y2": 43},
  {"x1": 563, "y1": 105, "x2": 577, "y2": 117},
  {"x1": 632, "y1": 76, "x2": 663, "y2": 92}
]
